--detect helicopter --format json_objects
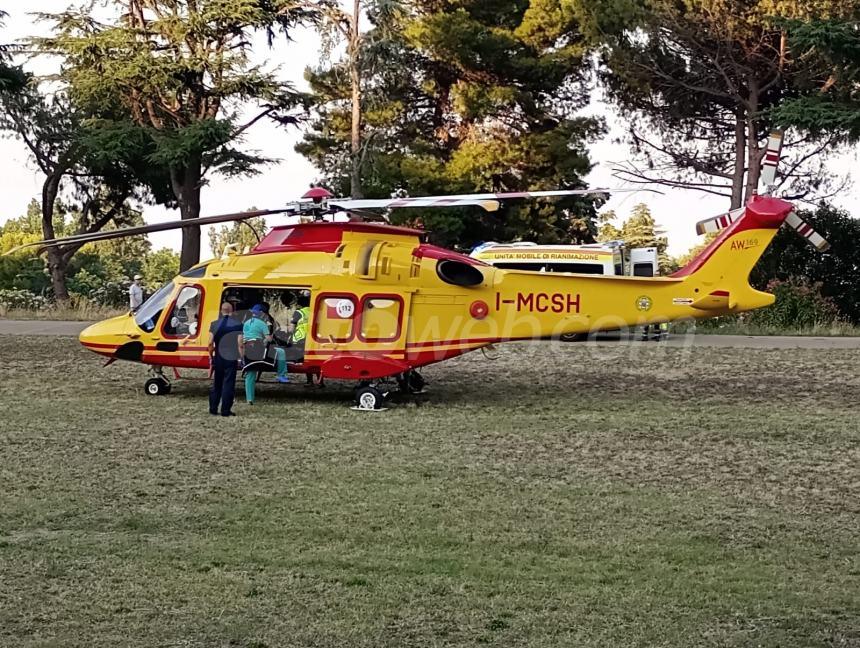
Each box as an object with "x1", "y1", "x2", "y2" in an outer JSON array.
[{"x1": 8, "y1": 132, "x2": 830, "y2": 410}]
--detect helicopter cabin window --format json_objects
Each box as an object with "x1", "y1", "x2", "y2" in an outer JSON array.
[
  {"x1": 359, "y1": 296, "x2": 403, "y2": 342},
  {"x1": 313, "y1": 294, "x2": 357, "y2": 342},
  {"x1": 162, "y1": 285, "x2": 203, "y2": 338},
  {"x1": 134, "y1": 281, "x2": 175, "y2": 333}
]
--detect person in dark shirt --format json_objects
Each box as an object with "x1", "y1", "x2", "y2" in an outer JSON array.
[{"x1": 207, "y1": 301, "x2": 243, "y2": 416}]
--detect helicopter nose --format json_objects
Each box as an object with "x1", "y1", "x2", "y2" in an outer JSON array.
[{"x1": 79, "y1": 314, "x2": 139, "y2": 359}]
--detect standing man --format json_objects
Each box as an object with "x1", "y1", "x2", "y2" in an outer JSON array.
[
  {"x1": 129, "y1": 274, "x2": 144, "y2": 312},
  {"x1": 208, "y1": 301, "x2": 243, "y2": 417}
]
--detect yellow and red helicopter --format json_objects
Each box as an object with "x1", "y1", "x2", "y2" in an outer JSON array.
[{"x1": 9, "y1": 133, "x2": 829, "y2": 409}]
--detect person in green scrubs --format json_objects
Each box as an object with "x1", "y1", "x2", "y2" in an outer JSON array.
[{"x1": 239, "y1": 303, "x2": 289, "y2": 405}]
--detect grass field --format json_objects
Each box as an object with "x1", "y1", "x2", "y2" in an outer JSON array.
[{"x1": 0, "y1": 336, "x2": 858, "y2": 648}]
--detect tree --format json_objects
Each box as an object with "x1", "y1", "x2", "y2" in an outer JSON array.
[
  {"x1": 598, "y1": 203, "x2": 673, "y2": 273},
  {"x1": 597, "y1": 210, "x2": 621, "y2": 243},
  {"x1": 0, "y1": 10, "x2": 26, "y2": 94},
  {"x1": 39, "y1": 0, "x2": 312, "y2": 271},
  {"x1": 208, "y1": 216, "x2": 267, "y2": 257},
  {"x1": 141, "y1": 248, "x2": 180, "y2": 286},
  {"x1": 775, "y1": 18, "x2": 860, "y2": 139},
  {"x1": 572, "y1": 0, "x2": 853, "y2": 208},
  {"x1": 0, "y1": 83, "x2": 147, "y2": 300},
  {"x1": 298, "y1": 0, "x2": 605, "y2": 248},
  {"x1": 0, "y1": 199, "x2": 168, "y2": 302}
]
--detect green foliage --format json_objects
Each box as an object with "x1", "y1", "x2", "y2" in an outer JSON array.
[
  {"x1": 698, "y1": 277, "x2": 843, "y2": 331},
  {"x1": 0, "y1": 202, "x2": 180, "y2": 307},
  {"x1": 751, "y1": 203, "x2": 860, "y2": 323},
  {"x1": 571, "y1": 0, "x2": 848, "y2": 203},
  {"x1": 775, "y1": 18, "x2": 860, "y2": 139},
  {"x1": 751, "y1": 278, "x2": 841, "y2": 328},
  {"x1": 207, "y1": 217, "x2": 267, "y2": 257},
  {"x1": 298, "y1": 0, "x2": 604, "y2": 248},
  {"x1": 36, "y1": 0, "x2": 311, "y2": 268},
  {"x1": 142, "y1": 248, "x2": 181, "y2": 286},
  {"x1": 0, "y1": 288, "x2": 49, "y2": 311}
]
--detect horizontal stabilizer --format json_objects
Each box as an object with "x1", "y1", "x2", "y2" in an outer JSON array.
[{"x1": 691, "y1": 290, "x2": 730, "y2": 311}]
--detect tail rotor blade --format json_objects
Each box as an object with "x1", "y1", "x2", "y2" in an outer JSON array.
[
  {"x1": 695, "y1": 207, "x2": 745, "y2": 235},
  {"x1": 785, "y1": 211, "x2": 830, "y2": 252},
  {"x1": 760, "y1": 130, "x2": 784, "y2": 191}
]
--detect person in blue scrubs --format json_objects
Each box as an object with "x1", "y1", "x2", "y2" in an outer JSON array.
[{"x1": 239, "y1": 303, "x2": 289, "y2": 405}]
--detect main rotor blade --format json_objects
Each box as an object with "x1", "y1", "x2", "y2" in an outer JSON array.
[
  {"x1": 330, "y1": 188, "x2": 642, "y2": 212},
  {"x1": 331, "y1": 197, "x2": 501, "y2": 212},
  {"x1": 3, "y1": 207, "x2": 293, "y2": 256},
  {"x1": 785, "y1": 211, "x2": 831, "y2": 252}
]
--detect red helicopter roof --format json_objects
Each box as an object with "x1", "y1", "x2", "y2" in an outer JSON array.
[{"x1": 251, "y1": 221, "x2": 427, "y2": 255}]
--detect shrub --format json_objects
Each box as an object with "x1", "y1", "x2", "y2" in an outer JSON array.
[
  {"x1": 696, "y1": 277, "x2": 844, "y2": 332},
  {"x1": 746, "y1": 278, "x2": 841, "y2": 329},
  {"x1": 0, "y1": 288, "x2": 49, "y2": 311}
]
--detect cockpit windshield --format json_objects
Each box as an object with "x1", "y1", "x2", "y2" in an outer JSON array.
[{"x1": 134, "y1": 281, "x2": 175, "y2": 333}]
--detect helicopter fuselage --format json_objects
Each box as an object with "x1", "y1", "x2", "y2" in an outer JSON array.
[{"x1": 79, "y1": 196, "x2": 791, "y2": 381}]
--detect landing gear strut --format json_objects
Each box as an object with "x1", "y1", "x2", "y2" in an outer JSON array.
[
  {"x1": 144, "y1": 366, "x2": 172, "y2": 396},
  {"x1": 397, "y1": 369, "x2": 427, "y2": 394}
]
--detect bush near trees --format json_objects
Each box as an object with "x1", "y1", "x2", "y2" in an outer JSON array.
[{"x1": 0, "y1": 200, "x2": 179, "y2": 310}]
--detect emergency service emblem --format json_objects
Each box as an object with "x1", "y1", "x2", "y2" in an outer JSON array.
[
  {"x1": 335, "y1": 299, "x2": 355, "y2": 318},
  {"x1": 635, "y1": 295, "x2": 652, "y2": 312}
]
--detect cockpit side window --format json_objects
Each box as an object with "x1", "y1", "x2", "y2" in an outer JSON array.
[
  {"x1": 163, "y1": 285, "x2": 203, "y2": 338},
  {"x1": 134, "y1": 281, "x2": 175, "y2": 333}
]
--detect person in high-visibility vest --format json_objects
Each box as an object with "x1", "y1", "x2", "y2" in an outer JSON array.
[
  {"x1": 282, "y1": 290, "x2": 323, "y2": 386},
  {"x1": 285, "y1": 291, "x2": 310, "y2": 361}
]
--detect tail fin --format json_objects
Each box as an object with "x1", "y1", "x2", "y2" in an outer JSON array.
[{"x1": 671, "y1": 196, "x2": 794, "y2": 310}]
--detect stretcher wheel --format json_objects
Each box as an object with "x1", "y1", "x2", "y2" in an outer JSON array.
[{"x1": 144, "y1": 378, "x2": 170, "y2": 396}]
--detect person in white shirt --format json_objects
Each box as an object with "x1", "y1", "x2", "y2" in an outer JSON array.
[{"x1": 129, "y1": 274, "x2": 144, "y2": 311}]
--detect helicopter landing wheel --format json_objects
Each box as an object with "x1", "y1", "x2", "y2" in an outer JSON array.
[
  {"x1": 144, "y1": 377, "x2": 171, "y2": 396},
  {"x1": 353, "y1": 385, "x2": 386, "y2": 411}
]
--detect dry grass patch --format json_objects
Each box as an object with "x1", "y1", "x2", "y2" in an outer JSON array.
[{"x1": 0, "y1": 337, "x2": 858, "y2": 647}]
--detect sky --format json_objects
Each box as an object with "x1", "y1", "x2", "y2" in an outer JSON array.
[{"x1": 1, "y1": 1, "x2": 857, "y2": 257}]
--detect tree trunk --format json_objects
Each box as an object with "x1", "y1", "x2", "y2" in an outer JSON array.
[
  {"x1": 730, "y1": 110, "x2": 746, "y2": 209},
  {"x1": 171, "y1": 155, "x2": 203, "y2": 272},
  {"x1": 41, "y1": 173, "x2": 70, "y2": 302},
  {"x1": 349, "y1": 0, "x2": 363, "y2": 199},
  {"x1": 744, "y1": 79, "x2": 762, "y2": 203}
]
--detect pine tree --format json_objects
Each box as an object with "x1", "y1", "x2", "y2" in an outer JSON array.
[
  {"x1": 298, "y1": 0, "x2": 604, "y2": 248},
  {"x1": 37, "y1": 0, "x2": 311, "y2": 270},
  {"x1": 572, "y1": 0, "x2": 853, "y2": 207}
]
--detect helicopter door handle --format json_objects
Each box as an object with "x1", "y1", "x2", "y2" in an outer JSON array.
[{"x1": 124, "y1": 333, "x2": 141, "y2": 339}]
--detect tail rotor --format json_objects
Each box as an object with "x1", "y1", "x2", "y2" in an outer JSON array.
[{"x1": 692, "y1": 130, "x2": 830, "y2": 253}]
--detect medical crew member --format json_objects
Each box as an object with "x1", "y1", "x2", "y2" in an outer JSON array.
[
  {"x1": 208, "y1": 301, "x2": 243, "y2": 417},
  {"x1": 240, "y1": 303, "x2": 289, "y2": 405},
  {"x1": 285, "y1": 291, "x2": 310, "y2": 361}
]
